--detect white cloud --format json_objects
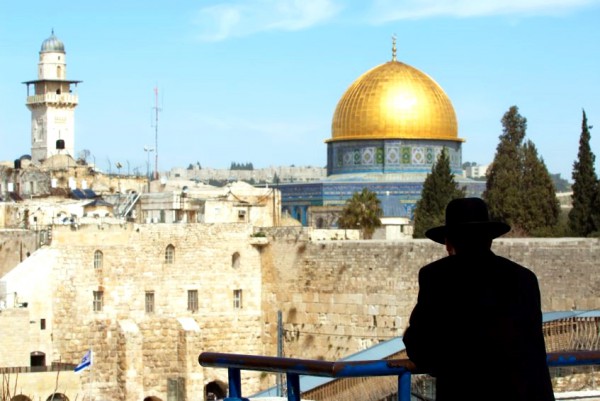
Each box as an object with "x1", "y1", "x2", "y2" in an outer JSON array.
[
  {"x1": 193, "y1": 0, "x2": 342, "y2": 42},
  {"x1": 369, "y1": 0, "x2": 599, "y2": 22}
]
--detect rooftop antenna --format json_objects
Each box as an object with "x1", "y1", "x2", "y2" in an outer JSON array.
[{"x1": 151, "y1": 86, "x2": 162, "y2": 180}]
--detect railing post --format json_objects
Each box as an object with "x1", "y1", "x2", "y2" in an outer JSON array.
[
  {"x1": 286, "y1": 372, "x2": 301, "y2": 401},
  {"x1": 398, "y1": 371, "x2": 411, "y2": 401},
  {"x1": 224, "y1": 367, "x2": 249, "y2": 401}
]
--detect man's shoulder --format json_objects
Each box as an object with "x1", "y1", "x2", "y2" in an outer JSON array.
[
  {"x1": 419, "y1": 256, "x2": 453, "y2": 275},
  {"x1": 493, "y1": 254, "x2": 538, "y2": 279}
]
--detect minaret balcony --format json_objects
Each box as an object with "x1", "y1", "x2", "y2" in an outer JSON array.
[{"x1": 26, "y1": 93, "x2": 78, "y2": 106}]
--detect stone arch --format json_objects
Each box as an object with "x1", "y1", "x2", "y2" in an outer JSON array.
[
  {"x1": 45, "y1": 394, "x2": 69, "y2": 401},
  {"x1": 205, "y1": 380, "x2": 227, "y2": 400},
  {"x1": 143, "y1": 397, "x2": 163, "y2": 401},
  {"x1": 11, "y1": 395, "x2": 32, "y2": 401}
]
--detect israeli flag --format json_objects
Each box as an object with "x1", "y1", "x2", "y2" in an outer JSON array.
[{"x1": 74, "y1": 350, "x2": 92, "y2": 373}]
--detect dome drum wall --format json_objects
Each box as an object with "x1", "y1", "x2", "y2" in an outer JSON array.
[{"x1": 326, "y1": 139, "x2": 462, "y2": 176}]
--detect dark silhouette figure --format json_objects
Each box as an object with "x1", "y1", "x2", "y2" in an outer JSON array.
[{"x1": 403, "y1": 198, "x2": 555, "y2": 401}]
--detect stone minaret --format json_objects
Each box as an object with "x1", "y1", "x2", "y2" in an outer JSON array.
[{"x1": 24, "y1": 30, "x2": 81, "y2": 163}]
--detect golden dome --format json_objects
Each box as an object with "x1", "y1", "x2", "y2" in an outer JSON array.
[{"x1": 330, "y1": 60, "x2": 461, "y2": 142}]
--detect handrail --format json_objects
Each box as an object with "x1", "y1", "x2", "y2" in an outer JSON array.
[{"x1": 199, "y1": 350, "x2": 600, "y2": 401}]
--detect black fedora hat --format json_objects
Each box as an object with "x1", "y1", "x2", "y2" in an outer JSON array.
[{"x1": 425, "y1": 197, "x2": 511, "y2": 245}]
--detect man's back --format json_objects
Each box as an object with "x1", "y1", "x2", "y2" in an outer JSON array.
[{"x1": 403, "y1": 251, "x2": 555, "y2": 401}]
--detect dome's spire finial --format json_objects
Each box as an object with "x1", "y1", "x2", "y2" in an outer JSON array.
[{"x1": 392, "y1": 34, "x2": 397, "y2": 62}]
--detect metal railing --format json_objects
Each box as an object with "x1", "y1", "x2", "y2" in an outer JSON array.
[{"x1": 199, "y1": 350, "x2": 600, "y2": 401}]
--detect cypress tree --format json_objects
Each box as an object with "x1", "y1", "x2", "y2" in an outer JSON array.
[
  {"x1": 485, "y1": 106, "x2": 562, "y2": 236},
  {"x1": 483, "y1": 106, "x2": 526, "y2": 231},
  {"x1": 569, "y1": 109, "x2": 598, "y2": 236},
  {"x1": 521, "y1": 140, "x2": 560, "y2": 234},
  {"x1": 413, "y1": 148, "x2": 465, "y2": 238}
]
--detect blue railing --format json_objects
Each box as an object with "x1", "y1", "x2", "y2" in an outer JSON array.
[{"x1": 199, "y1": 350, "x2": 600, "y2": 401}]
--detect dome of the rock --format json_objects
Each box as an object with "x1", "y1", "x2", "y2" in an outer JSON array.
[{"x1": 330, "y1": 60, "x2": 460, "y2": 142}]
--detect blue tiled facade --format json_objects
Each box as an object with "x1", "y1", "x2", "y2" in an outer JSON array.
[
  {"x1": 279, "y1": 135, "x2": 487, "y2": 225},
  {"x1": 326, "y1": 139, "x2": 462, "y2": 175}
]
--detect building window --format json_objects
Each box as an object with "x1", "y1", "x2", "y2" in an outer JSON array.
[
  {"x1": 165, "y1": 244, "x2": 175, "y2": 264},
  {"x1": 187, "y1": 290, "x2": 198, "y2": 312},
  {"x1": 40, "y1": 319, "x2": 46, "y2": 330},
  {"x1": 232, "y1": 252, "x2": 240, "y2": 269},
  {"x1": 145, "y1": 291, "x2": 155, "y2": 313},
  {"x1": 233, "y1": 289, "x2": 242, "y2": 309},
  {"x1": 93, "y1": 291, "x2": 104, "y2": 312},
  {"x1": 94, "y1": 250, "x2": 103, "y2": 269}
]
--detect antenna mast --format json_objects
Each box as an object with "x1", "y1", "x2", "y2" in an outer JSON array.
[{"x1": 152, "y1": 86, "x2": 161, "y2": 180}]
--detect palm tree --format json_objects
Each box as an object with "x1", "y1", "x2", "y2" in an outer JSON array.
[{"x1": 337, "y1": 188, "x2": 383, "y2": 239}]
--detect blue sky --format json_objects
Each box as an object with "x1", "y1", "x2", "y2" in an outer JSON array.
[{"x1": 1, "y1": 0, "x2": 599, "y2": 180}]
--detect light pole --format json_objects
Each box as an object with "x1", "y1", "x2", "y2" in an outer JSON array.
[{"x1": 144, "y1": 146, "x2": 154, "y2": 192}]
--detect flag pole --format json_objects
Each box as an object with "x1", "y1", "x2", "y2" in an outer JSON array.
[{"x1": 89, "y1": 348, "x2": 93, "y2": 401}]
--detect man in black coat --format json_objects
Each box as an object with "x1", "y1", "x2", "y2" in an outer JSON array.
[{"x1": 403, "y1": 198, "x2": 555, "y2": 401}]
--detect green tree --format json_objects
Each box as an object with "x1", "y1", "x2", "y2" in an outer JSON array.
[
  {"x1": 521, "y1": 140, "x2": 560, "y2": 234},
  {"x1": 413, "y1": 148, "x2": 465, "y2": 238},
  {"x1": 337, "y1": 188, "x2": 383, "y2": 239},
  {"x1": 484, "y1": 106, "x2": 561, "y2": 236},
  {"x1": 569, "y1": 109, "x2": 598, "y2": 236},
  {"x1": 484, "y1": 106, "x2": 527, "y2": 230}
]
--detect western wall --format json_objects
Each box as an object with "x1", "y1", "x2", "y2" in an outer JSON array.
[{"x1": 261, "y1": 232, "x2": 600, "y2": 362}]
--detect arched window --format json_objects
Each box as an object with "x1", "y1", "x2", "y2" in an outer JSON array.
[
  {"x1": 165, "y1": 244, "x2": 175, "y2": 264},
  {"x1": 56, "y1": 66, "x2": 62, "y2": 79},
  {"x1": 232, "y1": 252, "x2": 240, "y2": 269},
  {"x1": 94, "y1": 250, "x2": 103, "y2": 269}
]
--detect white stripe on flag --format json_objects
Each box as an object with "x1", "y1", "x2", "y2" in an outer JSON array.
[{"x1": 74, "y1": 350, "x2": 92, "y2": 373}]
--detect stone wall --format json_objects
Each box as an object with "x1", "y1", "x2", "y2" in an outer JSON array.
[
  {"x1": 0, "y1": 229, "x2": 39, "y2": 277},
  {"x1": 262, "y1": 237, "x2": 600, "y2": 361}
]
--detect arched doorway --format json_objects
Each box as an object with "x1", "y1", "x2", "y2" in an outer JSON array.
[
  {"x1": 11, "y1": 395, "x2": 32, "y2": 401},
  {"x1": 45, "y1": 394, "x2": 68, "y2": 401},
  {"x1": 205, "y1": 380, "x2": 227, "y2": 400},
  {"x1": 143, "y1": 397, "x2": 162, "y2": 401},
  {"x1": 30, "y1": 351, "x2": 45, "y2": 371}
]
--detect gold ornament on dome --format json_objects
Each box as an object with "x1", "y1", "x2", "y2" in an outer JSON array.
[{"x1": 329, "y1": 57, "x2": 462, "y2": 143}]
